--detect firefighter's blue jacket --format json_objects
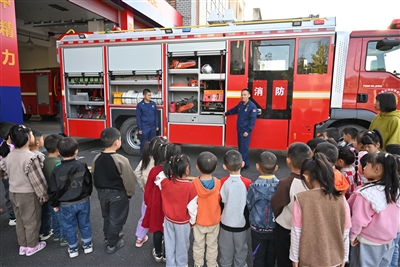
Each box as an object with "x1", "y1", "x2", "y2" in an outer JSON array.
[
  {"x1": 136, "y1": 100, "x2": 158, "y2": 131},
  {"x1": 225, "y1": 100, "x2": 257, "y2": 134}
]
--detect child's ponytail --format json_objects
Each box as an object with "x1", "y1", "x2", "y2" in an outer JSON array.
[
  {"x1": 164, "y1": 154, "x2": 190, "y2": 179},
  {"x1": 162, "y1": 144, "x2": 182, "y2": 178},
  {"x1": 301, "y1": 152, "x2": 341, "y2": 196},
  {"x1": 338, "y1": 146, "x2": 360, "y2": 185},
  {"x1": 141, "y1": 136, "x2": 168, "y2": 170},
  {"x1": 351, "y1": 147, "x2": 359, "y2": 185},
  {"x1": 0, "y1": 122, "x2": 16, "y2": 158},
  {"x1": 372, "y1": 128, "x2": 384, "y2": 149},
  {"x1": 366, "y1": 153, "x2": 399, "y2": 203},
  {"x1": 0, "y1": 138, "x2": 10, "y2": 158}
]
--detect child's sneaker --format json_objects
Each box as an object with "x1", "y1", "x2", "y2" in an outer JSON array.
[
  {"x1": 104, "y1": 232, "x2": 124, "y2": 247},
  {"x1": 39, "y1": 229, "x2": 53, "y2": 241},
  {"x1": 9, "y1": 216, "x2": 16, "y2": 226},
  {"x1": 135, "y1": 235, "x2": 148, "y2": 248},
  {"x1": 26, "y1": 241, "x2": 46, "y2": 256},
  {"x1": 59, "y1": 238, "x2": 68, "y2": 247},
  {"x1": 19, "y1": 246, "x2": 27, "y2": 256},
  {"x1": 68, "y1": 247, "x2": 79, "y2": 258},
  {"x1": 152, "y1": 248, "x2": 163, "y2": 262},
  {"x1": 106, "y1": 239, "x2": 124, "y2": 254},
  {"x1": 83, "y1": 242, "x2": 93, "y2": 254},
  {"x1": 53, "y1": 236, "x2": 60, "y2": 242}
]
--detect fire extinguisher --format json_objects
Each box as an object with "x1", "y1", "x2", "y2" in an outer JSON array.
[
  {"x1": 86, "y1": 105, "x2": 93, "y2": 119},
  {"x1": 96, "y1": 108, "x2": 103, "y2": 119},
  {"x1": 77, "y1": 106, "x2": 84, "y2": 118}
]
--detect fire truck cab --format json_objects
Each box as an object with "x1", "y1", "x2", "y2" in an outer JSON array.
[{"x1": 57, "y1": 16, "x2": 400, "y2": 155}]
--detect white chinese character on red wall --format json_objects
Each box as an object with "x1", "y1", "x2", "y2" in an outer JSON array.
[
  {"x1": 275, "y1": 86, "x2": 285, "y2": 96},
  {"x1": 254, "y1": 87, "x2": 263, "y2": 96}
]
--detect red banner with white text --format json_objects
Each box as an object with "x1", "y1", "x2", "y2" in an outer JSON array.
[
  {"x1": 252, "y1": 80, "x2": 267, "y2": 109},
  {"x1": 0, "y1": 0, "x2": 20, "y2": 87},
  {"x1": 272, "y1": 80, "x2": 288, "y2": 110}
]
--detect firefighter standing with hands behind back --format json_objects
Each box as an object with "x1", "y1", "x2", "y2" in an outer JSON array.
[
  {"x1": 137, "y1": 89, "x2": 159, "y2": 157},
  {"x1": 225, "y1": 88, "x2": 257, "y2": 169}
]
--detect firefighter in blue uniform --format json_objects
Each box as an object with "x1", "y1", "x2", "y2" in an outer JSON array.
[
  {"x1": 136, "y1": 88, "x2": 159, "y2": 156},
  {"x1": 225, "y1": 88, "x2": 257, "y2": 169}
]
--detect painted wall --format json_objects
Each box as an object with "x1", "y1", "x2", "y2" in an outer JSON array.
[{"x1": 18, "y1": 45, "x2": 58, "y2": 70}]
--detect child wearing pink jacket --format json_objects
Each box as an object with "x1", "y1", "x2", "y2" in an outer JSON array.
[{"x1": 349, "y1": 153, "x2": 400, "y2": 267}]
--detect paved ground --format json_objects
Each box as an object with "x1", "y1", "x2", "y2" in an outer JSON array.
[{"x1": 0, "y1": 117, "x2": 290, "y2": 267}]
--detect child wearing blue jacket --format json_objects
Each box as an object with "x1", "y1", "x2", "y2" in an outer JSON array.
[{"x1": 247, "y1": 151, "x2": 279, "y2": 267}]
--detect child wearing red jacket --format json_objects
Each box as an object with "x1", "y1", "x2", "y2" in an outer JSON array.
[{"x1": 156, "y1": 154, "x2": 198, "y2": 267}]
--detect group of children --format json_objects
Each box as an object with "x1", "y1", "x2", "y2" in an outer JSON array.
[
  {"x1": 292, "y1": 126, "x2": 400, "y2": 267},
  {"x1": 134, "y1": 135, "x2": 253, "y2": 267},
  {"x1": 1, "y1": 123, "x2": 399, "y2": 267},
  {"x1": 0, "y1": 125, "x2": 136, "y2": 258},
  {"x1": 132, "y1": 127, "x2": 400, "y2": 267},
  {"x1": 0, "y1": 123, "x2": 93, "y2": 257}
]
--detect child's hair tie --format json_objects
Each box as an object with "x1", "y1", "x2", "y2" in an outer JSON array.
[{"x1": 17, "y1": 124, "x2": 26, "y2": 131}]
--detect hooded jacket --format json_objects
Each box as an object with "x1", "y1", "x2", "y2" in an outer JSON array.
[
  {"x1": 247, "y1": 175, "x2": 279, "y2": 231},
  {"x1": 192, "y1": 177, "x2": 221, "y2": 226},
  {"x1": 369, "y1": 110, "x2": 400, "y2": 151}
]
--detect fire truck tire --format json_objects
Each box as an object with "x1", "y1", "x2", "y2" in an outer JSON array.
[
  {"x1": 120, "y1": 117, "x2": 140, "y2": 155},
  {"x1": 23, "y1": 113, "x2": 31, "y2": 121},
  {"x1": 336, "y1": 124, "x2": 367, "y2": 135},
  {"x1": 40, "y1": 115, "x2": 57, "y2": 120}
]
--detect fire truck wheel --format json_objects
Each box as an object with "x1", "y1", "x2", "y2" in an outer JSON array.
[
  {"x1": 23, "y1": 114, "x2": 31, "y2": 121},
  {"x1": 337, "y1": 124, "x2": 367, "y2": 135},
  {"x1": 40, "y1": 115, "x2": 57, "y2": 120},
  {"x1": 120, "y1": 117, "x2": 140, "y2": 155}
]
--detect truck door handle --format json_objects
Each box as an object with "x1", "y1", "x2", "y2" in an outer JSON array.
[{"x1": 357, "y1": 93, "x2": 368, "y2": 103}]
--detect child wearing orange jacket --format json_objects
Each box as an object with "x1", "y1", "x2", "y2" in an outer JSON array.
[{"x1": 192, "y1": 152, "x2": 221, "y2": 267}]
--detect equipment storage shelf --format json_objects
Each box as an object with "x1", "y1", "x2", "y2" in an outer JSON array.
[
  {"x1": 65, "y1": 74, "x2": 106, "y2": 120},
  {"x1": 199, "y1": 79, "x2": 226, "y2": 115},
  {"x1": 169, "y1": 69, "x2": 199, "y2": 74},
  {"x1": 167, "y1": 53, "x2": 226, "y2": 122},
  {"x1": 69, "y1": 101, "x2": 105, "y2": 105},
  {"x1": 108, "y1": 72, "x2": 162, "y2": 106},
  {"x1": 168, "y1": 91, "x2": 199, "y2": 116},
  {"x1": 110, "y1": 80, "x2": 160, "y2": 85},
  {"x1": 169, "y1": 87, "x2": 198, "y2": 92},
  {"x1": 199, "y1": 73, "x2": 226, "y2": 80}
]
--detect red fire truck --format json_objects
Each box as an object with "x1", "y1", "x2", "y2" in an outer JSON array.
[
  {"x1": 56, "y1": 16, "x2": 400, "y2": 155},
  {"x1": 20, "y1": 68, "x2": 62, "y2": 120}
]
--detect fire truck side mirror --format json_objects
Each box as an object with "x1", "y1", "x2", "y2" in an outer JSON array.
[{"x1": 376, "y1": 38, "x2": 400, "y2": 51}]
